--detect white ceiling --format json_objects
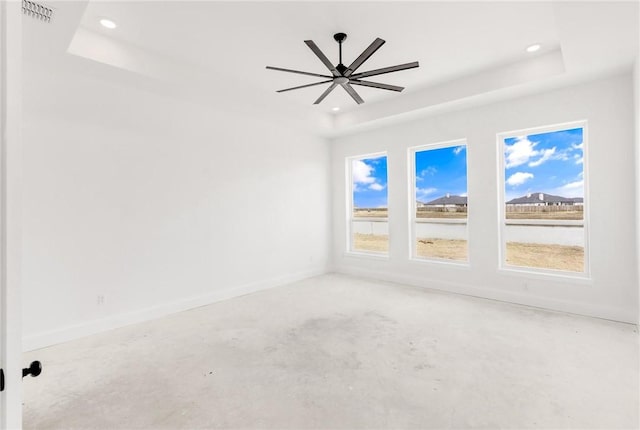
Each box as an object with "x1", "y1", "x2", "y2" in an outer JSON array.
[{"x1": 24, "y1": 1, "x2": 640, "y2": 129}]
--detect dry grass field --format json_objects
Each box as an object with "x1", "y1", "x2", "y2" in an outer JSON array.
[
  {"x1": 506, "y1": 211, "x2": 583, "y2": 220},
  {"x1": 353, "y1": 209, "x2": 389, "y2": 218},
  {"x1": 353, "y1": 208, "x2": 583, "y2": 220},
  {"x1": 353, "y1": 233, "x2": 389, "y2": 252},
  {"x1": 354, "y1": 209, "x2": 583, "y2": 220},
  {"x1": 505, "y1": 242, "x2": 584, "y2": 272},
  {"x1": 353, "y1": 209, "x2": 466, "y2": 219},
  {"x1": 416, "y1": 212, "x2": 467, "y2": 219},
  {"x1": 417, "y1": 238, "x2": 467, "y2": 260},
  {"x1": 353, "y1": 233, "x2": 584, "y2": 272}
]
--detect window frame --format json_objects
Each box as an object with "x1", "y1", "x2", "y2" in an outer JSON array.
[
  {"x1": 345, "y1": 151, "x2": 389, "y2": 257},
  {"x1": 408, "y1": 139, "x2": 470, "y2": 265},
  {"x1": 496, "y1": 120, "x2": 591, "y2": 279}
]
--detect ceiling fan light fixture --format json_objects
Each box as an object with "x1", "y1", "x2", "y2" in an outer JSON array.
[
  {"x1": 526, "y1": 43, "x2": 541, "y2": 53},
  {"x1": 332, "y1": 107, "x2": 340, "y2": 112}
]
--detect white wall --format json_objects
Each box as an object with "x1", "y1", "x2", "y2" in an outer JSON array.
[
  {"x1": 21, "y1": 59, "x2": 331, "y2": 350},
  {"x1": 332, "y1": 73, "x2": 638, "y2": 324},
  {"x1": 1, "y1": 1, "x2": 24, "y2": 426},
  {"x1": 635, "y1": 56, "x2": 640, "y2": 325}
]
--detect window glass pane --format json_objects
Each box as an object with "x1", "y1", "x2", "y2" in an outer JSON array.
[
  {"x1": 351, "y1": 155, "x2": 388, "y2": 253},
  {"x1": 414, "y1": 144, "x2": 467, "y2": 261},
  {"x1": 503, "y1": 127, "x2": 585, "y2": 273}
]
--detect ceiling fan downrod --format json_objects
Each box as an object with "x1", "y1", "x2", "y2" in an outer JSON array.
[{"x1": 334, "y1": 32, "x2": 347, "y2": 75}]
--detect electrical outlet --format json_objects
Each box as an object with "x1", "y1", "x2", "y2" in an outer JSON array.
[{"x1": 97, "y1": 295, "x2": 105, "y2": 305}]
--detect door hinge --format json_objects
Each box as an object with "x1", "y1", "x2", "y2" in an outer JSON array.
[{"x1": 0, "y1": 368, "x2": 4, "y2": 391}]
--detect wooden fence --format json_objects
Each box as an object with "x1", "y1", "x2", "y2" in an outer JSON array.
[
  {"x1": 505, "y1": 205, "x2": 583, "y2": 214},
  {"x1": 417, "y1": 207, "x2": 467, "y2": 214}
]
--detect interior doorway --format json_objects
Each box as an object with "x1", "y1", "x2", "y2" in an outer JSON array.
[{"x1": 1, "y1": 1, "x2": 23, "y2": 428}]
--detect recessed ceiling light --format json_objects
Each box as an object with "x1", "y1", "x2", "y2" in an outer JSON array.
[
  {"x1": 526, "y1": 44, "x2": 541, "y2": 53},
  {"x1": 332, "y1": 107, "x2": 340, "y2": 112},
  {"x1": 99, "y1": 18, "x2": 117, "y2": 29}
]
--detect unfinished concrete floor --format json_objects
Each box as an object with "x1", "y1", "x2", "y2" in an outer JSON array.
[{"x1": 23, "y1": 274, "x2": 639, "y2": 429}]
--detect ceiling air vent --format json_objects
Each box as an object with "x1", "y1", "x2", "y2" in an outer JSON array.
[{"x1": 22, "y1": 0, "x2": 53, "y2": 23}]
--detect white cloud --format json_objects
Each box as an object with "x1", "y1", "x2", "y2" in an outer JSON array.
[
  {"x1": 574, "y1": 154, "x2": 583, "y2": 165},
  {"x1": 420, "y1": 166, "x2": 437, "y2": 177},
  {"x1": 546, "y1": 172, "x2": 585, "y2": 198},
  {"x1": 561, "y1": 180, "x2": 583, "y2": 190},
  {"x1": 506, "y1": 172, "x2": 534, "y2": 186},
  {"x1": 416, "y1": 187, "x2": 437, "y2": 199},
  {"x1": 353, "y1": 159, "x2": 386, "y2": 191},
  {"x1": 529, "y1": 147, "x2": 556, "y2": 167},
  {"x1": 352, "y1": 160, "x2": 376, "y2": 184},
  {"x1": 552, "y1": 179, "x2": 584, "y2": 198},
  {"x1": 505, "y1": 137, "x2": 539, "y2": 168},
  {"x1": 453, "y1": 146, "x2": 465, "y2": 155},
  {"x1": 506, "y1": 137, "x2": 564, "y2": 168}
]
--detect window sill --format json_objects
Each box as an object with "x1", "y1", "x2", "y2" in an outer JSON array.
[
  {"x1": 505, "y1": 219, "x2": 584, "y2": 227},
  {"x1": 409, "y1": 256, "x2": 470, "y2": 269},
  {"x1": 351, "y1": 217, "x2": 388, "y2": 223},
  {"x1": 343, "y1": 250, "x2": 390, "y2": 261},
  {"x1": 414, "y1": 218, "x2": 467, "y2": 225},
  {"x1": 498, "y1": 265, "x2": 592, "y2": 284}
]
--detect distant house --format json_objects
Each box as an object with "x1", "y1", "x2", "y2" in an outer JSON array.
[
  {"x1": 424, "y1": 194, "x2": 468, "y2": 208},
  {"x1": 506, "y1": 192, "x2": 583, "y2": 206}
]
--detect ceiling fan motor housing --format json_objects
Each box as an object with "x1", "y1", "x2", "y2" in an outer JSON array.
[{"x1": 335, "y1": 66, "x2": 348, "y2": 76}]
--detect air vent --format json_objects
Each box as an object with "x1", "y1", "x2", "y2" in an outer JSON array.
[{"x1": 22, "y1": 0, "x2": 53, "y2": 23}]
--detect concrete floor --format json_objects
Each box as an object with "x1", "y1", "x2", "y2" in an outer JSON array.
[{"x1": 23, "y1": 274, "x2": 639, "y2": 429}]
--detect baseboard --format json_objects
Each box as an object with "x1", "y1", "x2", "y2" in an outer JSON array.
[
  {"x1": 23, "y1": 267, "x2": 328, "y2": 352},
  {"x1": 335, "y1": 266, "x2": 638, "y2": 325}
]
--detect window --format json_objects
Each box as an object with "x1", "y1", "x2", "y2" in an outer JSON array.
[
  {"x1": 410, "y1": 141, "x2": 468, "y2": 262},
  {"x1": 499, "y1": 122, "x2": 588, "y2": 275},
  {"x1": 348, "y1": 153, "x2": 388, "y2": 254}
]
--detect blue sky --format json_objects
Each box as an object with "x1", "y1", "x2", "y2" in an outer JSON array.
[
  {"x1": 415, "y1": 145, "x2": 467, "y2": 203},
  {"x1": 351, "y1": 128, "x2": 583, "y2": 208},
  {"x1": 352, "y1": 146, "x2": 468, "y2": 208},
  {"x1": 504, "y1": 127, "x2": 583, "y2": 201},
  {"x1": 352, "y1": 156, "x2": 388, "y2": 208}
]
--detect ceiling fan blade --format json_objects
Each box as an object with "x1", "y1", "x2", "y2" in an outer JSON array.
[
  {"x1": 349, "y1": 61, "x2": 419, "y2": 79},
  {"x1": 277, "y1": 80, "x2": 333, "y2": 93},
  {"x1": 344, "y1": 38, "x2": 386, "y2": 77},
  {"x1": 341, "y1": 83, "x2": 364, "y2": 104},
  {"x1": 266, "y1": 66, "x2": 332, "y2": 79},
  {"x1": 304, "y1": 40, "x2": 340, "y2": 76},
  {"x1": 313, "y1": 82, "x2": 338, "y2": 104},
  {"x1": 349, "y1": 80, "x2": 404, "y2": 92}
]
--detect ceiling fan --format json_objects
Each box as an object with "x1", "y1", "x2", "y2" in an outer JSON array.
[{"x1": 266, "y1": 33, "x2": 419, "y2": 105}]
